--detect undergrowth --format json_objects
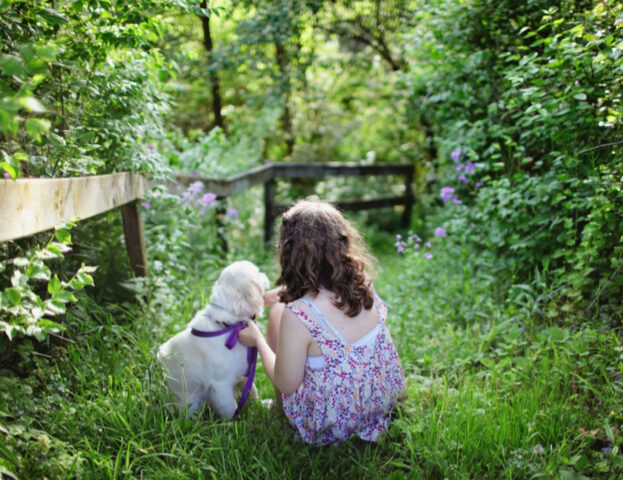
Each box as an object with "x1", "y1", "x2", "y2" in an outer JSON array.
[{"x1": 1, "y1": 219, "x2": 622, "y2": 479}]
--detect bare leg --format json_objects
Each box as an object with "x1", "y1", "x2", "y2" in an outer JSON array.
[{"x1": 266, "y1": 302, "x2": 285, "y2": 414}]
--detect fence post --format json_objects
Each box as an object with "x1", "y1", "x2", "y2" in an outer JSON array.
[
  {"x1": 401, "y1": 166, "x2": 414, "y2": 228},
  {"x1": 121, "y1": 201, "x2": 148, "y2": 277},
  {"x1": 264, "y1": 178, "x2": 275, "y2": 244}
]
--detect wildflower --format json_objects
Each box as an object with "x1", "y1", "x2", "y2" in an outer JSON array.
[
  {"x1": 458, "y1": 173, "x2": 468, "y2": 183},
  {"x1": 140, "y1": 201, "x2": 150, "y2": 209},
  {"x1": 408, "y1": 234, "x2": 421, "y2": 242},
  {"x1": 395, "y1": 238, "x2": 407, "y2": 253},
  {"x1": 181, "y1": 181, "x2": 204, "y2": 204},
  {"x1": 225, "y1": 207, "x2": 239, "y2": 218},
  {"x1": 423, "y1": 252, "x2": 433, "y2": 259},
  {"x1": 452, "y1": 197, "x2": 463, "y2": 204},
  {"x1": 3, "y1": 172, "x2": 10, "y2": 179},
  {"x1": 604, "y1": 447, "x2": 611, "y2": 454},
  {"x1": 464, "y1": 161, "x2": 476, "y2": 174},
  {"x1": 475, "y1": 182, "x2": 483, "y2": 188},
  {"x1": 148, "y1": 143, "x2": 155, "y2": 150},
  {"x1": 195, "y1": 192, "x2": 217, "y2": 208},
  {"x1": 396, "y1": 234, "x2": 402, "y2": 240},
  {"x1": 532, "y1": 444, "x2": 545, "y2": 455},
  {"x1": 451, "y1": 147, "x2": 461, "y2": 163},
  {"x1": 434, "y1": 227, "x2": 447, "y2": 237},
  {"x1": 440, "y1": 186, "x2": 456, "y2": 203},
  {"x1": 414, "y1": 243, "x2": 420, "y2": 249},
  {"x1": 425, "y1": 242, "x2": 432, "y2": 248}
]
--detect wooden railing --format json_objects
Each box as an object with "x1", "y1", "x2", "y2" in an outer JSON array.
[
  {"x1": 1, "y1": 161, "x2": 414, "y2": 276},
  {"x1": 177, "y1": 162, "x2": 415, "y2": 242},
  {"x1": 0, "y1": 173, "x2": 148, "y2": 277}
]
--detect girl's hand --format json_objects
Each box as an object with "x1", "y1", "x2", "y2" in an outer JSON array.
[
  {"x1": 237, "y1": 320, "x2": 263, "y2": 348},
  {"x1": 263, "y1": 287, "x2": 282, "y2": 307}
]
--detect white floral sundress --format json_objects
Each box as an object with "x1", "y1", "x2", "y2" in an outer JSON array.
[{"x1": 281, "y1": 292, "x2": 405, "y2": 445}]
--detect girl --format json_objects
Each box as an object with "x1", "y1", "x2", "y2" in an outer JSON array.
[{"x1": 238, "y1": 199, "x2": 404, "y2": 445}]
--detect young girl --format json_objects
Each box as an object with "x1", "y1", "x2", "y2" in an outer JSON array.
[{"x1": 238, "y1": 199, "x2": 405, "y2": 445}]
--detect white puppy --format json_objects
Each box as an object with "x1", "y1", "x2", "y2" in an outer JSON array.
[{"x1": 158, "y1": 261, "x2": 270, "y2": 418}]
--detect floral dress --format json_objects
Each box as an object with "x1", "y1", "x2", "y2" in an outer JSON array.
[{"x1": 281, "y1": 292, "x2": 405, "y2": 445}]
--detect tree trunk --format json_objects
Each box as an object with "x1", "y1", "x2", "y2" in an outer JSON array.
[
  {"x1": 200, "y1": 1, "x2": 224, "y2": 131},
  {"x1": 275, "y1": 41, "x2": 294, "y2": 157}
]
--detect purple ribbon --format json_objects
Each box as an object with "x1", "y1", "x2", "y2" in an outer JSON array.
[{"x1": 191, "y1": 321, "x2": 257, "y2": 415}]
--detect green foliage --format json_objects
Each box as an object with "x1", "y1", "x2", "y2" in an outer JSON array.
[
  {"x1": 0, "y1": 224, "x2": 95, "y2": 341},
  {"x1": 0, "y1": 0, "x2": 181, "y2": 178},
  {"x1": 406, "y1": 0, "x2": 623, "y2": 312}
]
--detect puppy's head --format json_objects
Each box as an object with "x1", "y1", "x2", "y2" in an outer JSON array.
[{"x1": 210, "y1": 261, "x2": 270, "y2": 322}]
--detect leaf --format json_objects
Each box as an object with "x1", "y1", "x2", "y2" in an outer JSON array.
[
  {"x1": 47, "y1": 275, "x2": 61, "y2": 296},
  {"x1": 4, "y1": 288, "x2": 21, "y2": 305},
  {"x1": 0, "y1": 162, "x2": 18, "y2": 179},
  {"x1": 19, "y1": 96, "x2": 47, "y2": 113},
  {"x1": 55, "y1": 228, "x2": 71, "y2": 244},
  {"x1": 24, "y1": 118, "x2": 50, "y2": 141},
  {"x1": 0, "y1": 56, "x2": 24, "y2": 76},
  {"x1": 573, "y1": 93, "x2": 587, "y2": 101},
  {"x1": 39, "y1": 8, "x2": 68, "y2": 25}
]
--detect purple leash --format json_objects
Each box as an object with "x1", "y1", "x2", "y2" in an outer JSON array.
[{"x1": 191, "y1": 321, "x2": 258, "y2": 415}]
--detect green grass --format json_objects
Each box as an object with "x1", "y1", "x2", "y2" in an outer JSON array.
[{"x1": 1, "y1": 230, "x2": 622, "y2": 479}]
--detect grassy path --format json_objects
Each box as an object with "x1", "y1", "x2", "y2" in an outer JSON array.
[{"x1": 1, "y1": 240, "x2": 621, "y2": 479}]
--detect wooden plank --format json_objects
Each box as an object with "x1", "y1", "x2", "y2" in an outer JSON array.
[
  {"x1": 176, "y1": 163, "x2": 274, "y2": 198},
  {"x1": 121, "y1": 202, "x2": 148, "y2": 277},
  {"x1": 272, "y1": 195, "x2": 415, "y2": 217},
  {"x1": 272, "y1": 162, "x2": 414, "y2": 178},
  {"x1": 0, "y1": 173, "x2": 146, "y2": 242},
  {"x1": 174, "y1": 162, "x2": 414, "y2": 198}
]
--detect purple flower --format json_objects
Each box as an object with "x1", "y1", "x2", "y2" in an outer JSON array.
[
  {"x1": 195, "y1": 192, "x2": 217, "y2": 208},
  {"x1": 440, "y1": 186, "x2": 456, "y2": 203},
  {"x1": 425, "y1": 242, "x2": 432, "y2": 248},
  {"x1": 423, "y1": 252, "x2": 433, "y2": 259},
  {"x1": 464, "y1": 161, "x2": 476, "y2": 174},
  {"x1": 148, "y1": 143, "x2": 155, "y2": 150},
  {"x1": 604, "y1": 447, "x2": 611, "y2": 454},
  {"x1": 225, "y1": 207, "x2": 239, "y2": 218},
  {"x1": 451, "y1": 147, "x2": 461, "y2": 163},
  {"x1": 140, "y1": 201, "x2": 150, "y2": 209},
  {"x1": 409, "y1": 234, "x2": 421, "y2": 242},
  {"x1": 452, "y1": 197, "x2": 463, "y2": 204},
  {"x1": 395, "y1": 239, "x2": 407, "y2": 253},
  {"x1": 456, "y1": 164, "x2": 464, "y2": 172},
  {"x1": 396, "y1": 234, "x2": 403, "y2": 240},
  {"x1": 181, "y1": 181, "x2": 204, "y2": 204},
  {"x1": 458, "y1": 173, "x2": 468, "y2": 183},
  {"x1": 414, "y1": 243, "x2": 420, "y2": 249},
  {"x1": 434, "y1": 227, "x2": 447, "y2": 237},
  {"x1": 3, "y1": 172, "x2": 10, "y2": 179},
  {"x1": 475, "y1": 182, "x2": 483, "y2": 188}
]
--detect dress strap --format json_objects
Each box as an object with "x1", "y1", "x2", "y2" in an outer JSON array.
[
  {"x1": 299, "y1": 296, "x2": 348, "y2": 344},
  {"x1": 285, "y1": 301, "x2": 334, "y2": 346}
]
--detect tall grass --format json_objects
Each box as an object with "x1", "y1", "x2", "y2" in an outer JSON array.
[{"x1": 1, "y1": 223, "x2": 621, "y2": 479}]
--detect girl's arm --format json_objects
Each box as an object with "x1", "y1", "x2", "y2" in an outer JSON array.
[{"x1": 238, "y1": 307, "x2": 308, "y2": 395}]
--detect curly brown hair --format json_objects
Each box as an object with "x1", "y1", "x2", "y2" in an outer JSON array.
[{"x1": 275, "y1": 199, "x2": 375, "y2": 317}]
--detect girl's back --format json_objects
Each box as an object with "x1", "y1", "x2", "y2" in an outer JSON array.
[{"x1": 281, "y1": 289, "x2": 404, "y2": 445}]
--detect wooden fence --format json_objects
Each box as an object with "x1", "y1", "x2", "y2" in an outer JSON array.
[
  {"x1": 1, "y1": 162, "x2": 414, "y2": 276},
  {"x1": 177, "y1": 162, "x2": 415, "y2": 242},
  {"x1": 0, "y1": 172, "x2": 148, "y2": 277}
]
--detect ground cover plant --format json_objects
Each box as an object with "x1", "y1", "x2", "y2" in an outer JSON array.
[{"x1": 1, "y1": 214, "x2": 622, "y2": 479}]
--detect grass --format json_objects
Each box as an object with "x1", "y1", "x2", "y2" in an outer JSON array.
[{"x1": 1, "y1": 226, "x2": 622, "y2": 479}]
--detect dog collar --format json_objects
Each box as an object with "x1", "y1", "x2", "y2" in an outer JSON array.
[{"x1": 190, "y1": 321, "x2": 257, "y2": 415}]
